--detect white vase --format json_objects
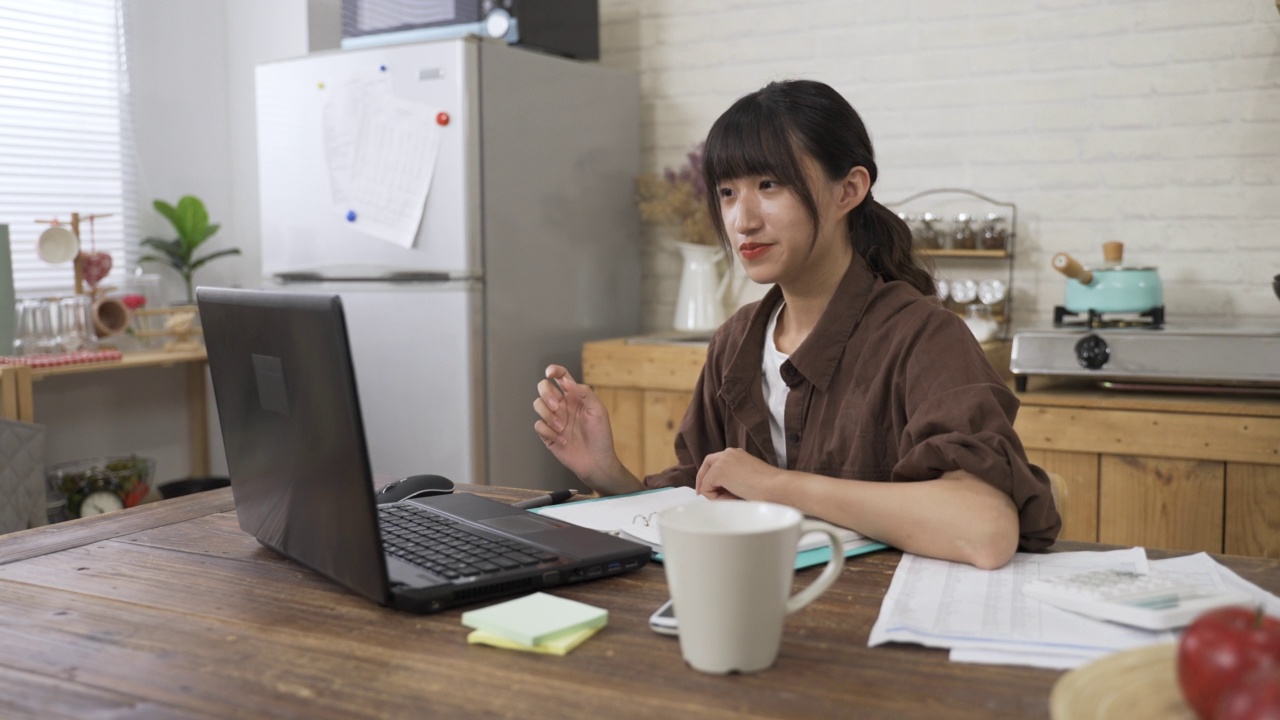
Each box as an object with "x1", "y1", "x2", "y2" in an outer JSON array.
[{"x1": 672, "y1": 241, "x2": 728, "y2": 332}]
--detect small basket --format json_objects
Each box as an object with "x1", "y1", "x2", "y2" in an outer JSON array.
[{"x1": 129, "y1": 304, "x2": 203, "y2": 352}]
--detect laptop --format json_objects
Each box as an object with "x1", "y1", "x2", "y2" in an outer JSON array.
[{"x1": 197, "y1": 287, "x2": 650, "y2": 613}]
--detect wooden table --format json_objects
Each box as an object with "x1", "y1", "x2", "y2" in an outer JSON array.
[
  {"x1": 0, "y1": 349, "x2": 210, "y2": 476},
  {"x1": 2, "y1": 486, "x2": 1278, "y2": 719}
]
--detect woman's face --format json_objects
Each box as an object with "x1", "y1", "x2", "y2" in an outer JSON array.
[{"x1": 715, "y1": 154, "x2": 863, "y2": 289}]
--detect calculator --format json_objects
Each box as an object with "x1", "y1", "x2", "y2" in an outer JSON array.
[{"x1": 1022, "y1": 569, "x2": 1254, "y2": 631}]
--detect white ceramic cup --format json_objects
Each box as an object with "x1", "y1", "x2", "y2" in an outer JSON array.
[{"x1": 658, "y1": 500, "x2": 846, "y2": 674}]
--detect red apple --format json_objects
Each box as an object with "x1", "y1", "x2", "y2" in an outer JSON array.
[
  {"x1": 1179, "y1": 607, "x2": 1280, "y2": 720},
  {"x1": 1215, "y1": 668, "x2": 1280, "y2": 720}
]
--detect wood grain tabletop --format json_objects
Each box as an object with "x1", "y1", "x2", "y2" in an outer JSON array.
[{"x1": 1, "y1": 485, "x2": 1277, "y2": 719}]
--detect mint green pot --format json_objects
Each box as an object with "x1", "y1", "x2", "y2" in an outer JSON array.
[{"x1": 1063, "y1": 266, "x2": 1163, "y2": 314}]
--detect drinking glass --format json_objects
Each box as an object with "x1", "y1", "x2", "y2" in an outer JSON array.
[
  {"x1": 15, "y1": 298, "x2": 59, "y2": 355},
  {"x1": 57, "y1": 296, "x2": 96, "y2": 352}
]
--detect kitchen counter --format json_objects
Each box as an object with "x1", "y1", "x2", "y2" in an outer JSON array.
[{"x1": 583, "y1": 336, "x2": 1280, "y2": 559}]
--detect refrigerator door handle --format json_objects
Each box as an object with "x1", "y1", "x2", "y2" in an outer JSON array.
[{"x1": 274, "y1": 271, "x2": 465, "y2": 284}]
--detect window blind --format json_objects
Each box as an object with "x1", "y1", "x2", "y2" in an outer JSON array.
[{"x1": 0, "y1": 0, "x2": 137, "y2": 295}]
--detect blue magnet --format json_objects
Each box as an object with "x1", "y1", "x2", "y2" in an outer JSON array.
[
  {"x1": 379, "y1": 64, "x2": 387, "y2": 72},
  {"x1": 346, "y1": 210, "x2": 357, "y2": 222}
]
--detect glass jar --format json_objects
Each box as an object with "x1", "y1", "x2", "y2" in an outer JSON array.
[
  {"x1": 949, "y1": 278, "x2": 978, "y2": 305},
  {"x1": 46, "y1": 490, "x2": 70, "y2": 524},
  {"x1": 916, "y1": 212, "x2": 942, "y2": 250},
  {"x1": 963, "y1": 303, "x2": 998, "y2": 343},
  {"x1": 123, "y1": 273, "x2": 164, "y2": 349},
  {"x1": 952, "y1": 213, "x2": 976, "y2": 250},
  {"x1": 980, "y1": 213, "x2": 1008, "y2": 251}
]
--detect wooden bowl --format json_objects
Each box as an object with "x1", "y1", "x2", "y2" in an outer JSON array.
[{"x1": 1050, "y1": 644, "x2": 1196, "y2": 720}]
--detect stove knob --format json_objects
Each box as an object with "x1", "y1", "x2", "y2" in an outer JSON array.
[{"x1": 1074, "y1": 334, "x2": 1110, "y2": 370}]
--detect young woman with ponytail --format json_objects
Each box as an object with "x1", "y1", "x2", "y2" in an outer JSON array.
[{"x1": 534, "y1": 80, "x2": 1058, "y2": 569}]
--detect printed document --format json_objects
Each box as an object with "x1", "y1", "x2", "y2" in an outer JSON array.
[{"x1": 871, "y1": 549, "x2": 1280, "y2": 670}]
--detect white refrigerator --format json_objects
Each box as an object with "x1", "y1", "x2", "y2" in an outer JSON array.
[{"x1": 254, "y1": 38, "x2": 641, "y2": 490}]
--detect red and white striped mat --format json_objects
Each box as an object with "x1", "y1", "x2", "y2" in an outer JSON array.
[{"x1": 0, "y1": 350, "x2": 124, "y2": 368}]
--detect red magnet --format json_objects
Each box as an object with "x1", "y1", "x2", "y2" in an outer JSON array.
[{"x1": 436, "y1": 111, "x2": 450, "y2": 126}]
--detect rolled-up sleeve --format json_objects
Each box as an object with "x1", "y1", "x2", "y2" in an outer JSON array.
[{"x1": 893, "y1": 383, "x2": 1061, "y2": 551}]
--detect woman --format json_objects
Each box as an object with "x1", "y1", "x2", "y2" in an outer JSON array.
[{"x1": 533, "y1": 80, "x2": 1059, "y2": 569}]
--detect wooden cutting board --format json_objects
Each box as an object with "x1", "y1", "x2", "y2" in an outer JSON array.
[{"x1": 1050, "y1": 644, "x2": 1197, "y2": 720}]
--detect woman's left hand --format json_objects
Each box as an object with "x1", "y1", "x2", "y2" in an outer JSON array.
[{"x1": 695, "y1": 448, "x2": 779, "y2": 500}]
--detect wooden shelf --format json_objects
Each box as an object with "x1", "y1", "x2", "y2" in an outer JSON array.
[
  {"x1": 919, "y1": 248, "x2": 1011, "y2": 259},
  {"x1": 29, "y1": 349, "x2": 208, "y2": 380},
  {"x1": 1, "y1": 348, "x2": 211, "y2": 476}
]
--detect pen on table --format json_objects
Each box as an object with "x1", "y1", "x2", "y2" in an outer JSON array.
[{"x1": 512, "y1": 489, "x2": 578, "y2": 510}]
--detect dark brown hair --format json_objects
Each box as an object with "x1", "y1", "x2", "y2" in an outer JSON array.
[{"x1": 701, "y1": 80, "x2": 935, "y2": 297}]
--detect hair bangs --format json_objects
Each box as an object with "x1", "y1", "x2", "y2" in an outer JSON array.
[
  {"x1": 703, "y1": 100, "x2": 805, "y2": 191},
  {"x1": 702, "y1": 90, "x2": 818, "y2": 247}
]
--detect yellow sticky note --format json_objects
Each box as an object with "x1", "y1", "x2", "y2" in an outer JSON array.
[{"x1": 466, "y1": 624, "x2": 602, "y2": 656}]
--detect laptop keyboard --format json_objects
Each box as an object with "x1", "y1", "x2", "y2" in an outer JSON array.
[{"x1": 378, "y1": 503, "x2": 562, "y2": 580}]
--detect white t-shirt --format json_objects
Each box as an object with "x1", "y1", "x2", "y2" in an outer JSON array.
[{"x1": 762, "y1": 301, "x2": 790, "y2": 468}]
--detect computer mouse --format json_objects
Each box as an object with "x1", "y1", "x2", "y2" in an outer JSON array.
[{"x1": 376, "y1": 474, "x2": 455, "y2": 504}]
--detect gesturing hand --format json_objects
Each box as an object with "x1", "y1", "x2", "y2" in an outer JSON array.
[
  {"x1": 533, "y1": 365, "x2": 619, "y2": 489},
  {"x1": 695, "y1": 448, "x2": 779, "y2": 501}
]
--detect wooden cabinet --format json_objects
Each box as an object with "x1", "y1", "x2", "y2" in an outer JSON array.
[
  {"x1": 1012, "y1": 389, "x2": 1280, "y2": 555},
  {"x1": 581, "y1": 339, "x2": 702, "y2": 479},
  {"x1": 584, "y1": 337, "x2": 1280, "y2": 558}
]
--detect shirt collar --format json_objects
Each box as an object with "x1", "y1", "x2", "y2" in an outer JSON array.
[
  {"x1": 722, "y1": 253, "x2": 879, "y2": 396},
  {"x1": 790, "y1": 254, "x2": 878, "y2": 391}
]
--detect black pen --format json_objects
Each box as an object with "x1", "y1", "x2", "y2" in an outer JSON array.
[{"x1": 512, "y1": 489, "x2": 578, "y2": 510}]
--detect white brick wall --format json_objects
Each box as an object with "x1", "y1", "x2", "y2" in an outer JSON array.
[{"x1": 598, "y1": 0, "x2": 1280, "y2": 331}]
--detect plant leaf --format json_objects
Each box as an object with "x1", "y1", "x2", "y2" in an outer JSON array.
[
  {"x1": 199, "y1": 222, "x2": 220, "y2": 244},
  {"x1": 140, "y1": 238, "x2": 187, "y2": 266},
  {"x1": 175, "y1": 195, "x2": 209, "y2": 251},
  {"x1": 189, "y1": 247, "x2": 241, "y2": 272},
  {"x1": 153, "y1": 199, "x2": 179, "y2": 229}
]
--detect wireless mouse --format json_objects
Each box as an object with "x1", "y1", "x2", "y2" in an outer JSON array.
[{"x1": 375, "y1": 474, "x2": 455, "y2": 504}]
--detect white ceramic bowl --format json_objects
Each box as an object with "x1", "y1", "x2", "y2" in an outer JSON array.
[{"x1": 36, "y1": 225, "x2": 79, "y2": 263}]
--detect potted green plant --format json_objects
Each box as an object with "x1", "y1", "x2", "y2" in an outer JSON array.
[{"x1": 141, "y1": 195, "x2": 240, "y2": 304}]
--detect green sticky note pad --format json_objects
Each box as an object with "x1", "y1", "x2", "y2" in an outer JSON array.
[
  {"x1": 461, "y1": 592, "x2": 608, "y2": 647},
  {"x1": 467, "y1": 625, "x2": 602, "y2": 656}
]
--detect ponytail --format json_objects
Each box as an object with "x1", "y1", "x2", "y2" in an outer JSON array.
[{"x1": 852, "y1": 194, "x2": 936, "y2": 297}]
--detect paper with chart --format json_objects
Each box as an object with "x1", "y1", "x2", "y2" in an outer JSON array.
[
  {"x1": 322, "y1": 74, "x2": 392, "y2": 207},
  {"x1": 872, "y1": 548, "x2": 1280, "y2": 670},
  {"x1": 869, "y1": 548, "x2": 1169, "y2": 656},
  {"x1": 322, "y1": 74, "x2": 442, "y2": 249},
  {"x1": 947, "y1": 551, "x2": 1278, "y2": 669}
]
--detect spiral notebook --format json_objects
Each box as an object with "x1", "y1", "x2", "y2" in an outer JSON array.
[{"x1": 535, "y1": 487, "x2": 889, "y2": 568}]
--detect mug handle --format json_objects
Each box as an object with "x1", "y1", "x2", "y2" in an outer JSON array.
[{"x1": 785, "y1": 520, "x2": 846, "y2": 614}]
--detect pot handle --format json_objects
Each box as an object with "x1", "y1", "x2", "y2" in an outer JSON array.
[{"x1": 1052, "y1": 253, "x2": 1093, "y2": 285}]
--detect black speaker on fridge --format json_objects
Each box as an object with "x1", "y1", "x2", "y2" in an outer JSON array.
[{"x1": 341, "y1": 0, "x2": 599, "y2": 60}]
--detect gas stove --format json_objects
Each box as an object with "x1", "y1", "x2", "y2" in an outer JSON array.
[
  {"x1": 1010, "y1": 323, "x2": 1280, "y2": 392},
  {"x1": 1053, "y1": 305, "x2": 1164, "y2": 329}
]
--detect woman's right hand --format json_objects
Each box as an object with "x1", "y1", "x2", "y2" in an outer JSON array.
[{"x1": 534, "y1": 365, "x2": 639, "y2": 495}]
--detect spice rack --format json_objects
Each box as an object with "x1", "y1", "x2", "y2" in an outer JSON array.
[{"x1": 884, "y1": 188, "x2": 1018, "y2": 340}]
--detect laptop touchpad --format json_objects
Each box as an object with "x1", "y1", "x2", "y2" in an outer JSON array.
[{"x1": 482, "y1": 515, "x2": 560, "y2": 535}]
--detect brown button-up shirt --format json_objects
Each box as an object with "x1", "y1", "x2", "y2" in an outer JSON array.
[{"x1": 645, "y1": 255, "x2": 1061, "y2": 551}]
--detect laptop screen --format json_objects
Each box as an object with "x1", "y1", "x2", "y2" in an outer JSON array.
[{"x1": 198, "y1": 287, "x2": 390, "y2": 605}]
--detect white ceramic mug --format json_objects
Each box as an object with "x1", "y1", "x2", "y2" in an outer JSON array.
[{"x1": 658, "y1": 500, "x2": 846, "y2": 674}]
